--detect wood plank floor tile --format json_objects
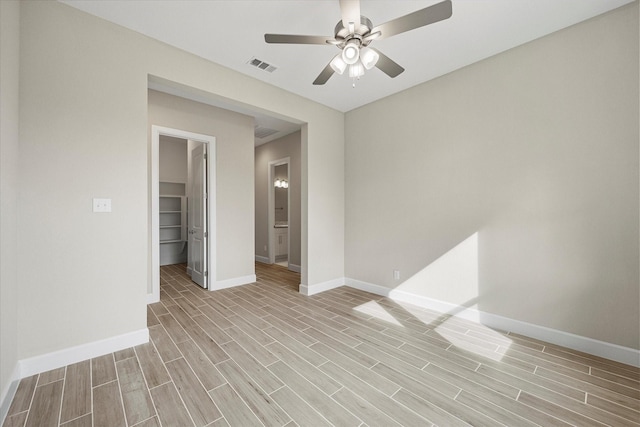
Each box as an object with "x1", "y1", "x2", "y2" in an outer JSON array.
[
  {"x1": 156, "y1": 312, "x2": 191, "y2": 344},
  {"x1": 2, "y1": 412, "x2": 27, "y2": 427},
  {"x1": 477, "y1": 363, "x2": 586, "y2": 403},
  {"x1": 6, "y1": 375, "x2": 37, "y2": 416},
  {"x1": 134, "y1": 342, "x2": 171, "y2": 389},
  {"x1": 319, "y1": 361, "x2": 434, "y2": 426},
  {"x1": 115, "y1": 357, "x2": 156, "y2": 425},
  {"x1": 224, "y1": 326, "x2": 279, "y2": 367},
  {"x1": 176, "y1": 340, "x2": 227, "y2": 391},
  {"x1": 59, "y1": 413, "x2": 91, "y2": 427},
  {"x1": 518, "y1": 391, "x2": 608, "y2": 427},
  {"x1": 37, "y1": 368, "x2": 65, "y2": 386},
  {"x1": 371, "y1": 361, "x2": 461, "y2": 400},
  {"x1": 587, "y1": 393, "x2": 640, "y2": 423},
  {"x1": 60, "y1": 360, "x2": 91, "y2": 423},
  {"x1": 309, "y1": 341, "x2": 401, "y2": 396},
  {"x1": 165, "y1": 358, "x2": 222, "y2": 426},
  {"x1": 91, "y1": 354, "x2": 116, "y2": 387},
  {"x1": 133, "y1": 416, "x2": 161, "y2": 427},
  {"x1": 455, "y1": 390, "x2": 539, "y2": 427},
  {"x1": 220, "y1": 340, "x2": 283, "y2": 394},
  {"x1": 25, "y1": 380, "x2": 63, "y2": 427},
  {"x1": 208, "y1": 384, "x2": 263, "y2": 427},
  {"x1": 6, "y1": 262, "x2": 639, "y2": 427},
  {"x1": 149, "y1": 382, "x2": 195, "y2": 427},
  {"x1": 267, "y1": 361, "x2": 361, "y2": 427},
  {"x1": 265, "y1": 341, "x2": 340, "y2": 395},
  {"x1": 331, "y1": 387, "x2": 405, "y2": 427},
  {"x1": 216, "y1": 360, "x2": 290, "y2": 426},
  {"x1": 92, "y1": 381, "x2": 125, "y2": 427},
  {"x1": 148, "y1": 324, "x2": 182, "y2": 363},
  {"x1": 269, "y1": 386, "x2": 334, "y2": 427}
]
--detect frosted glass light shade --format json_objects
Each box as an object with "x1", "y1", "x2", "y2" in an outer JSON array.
[
  {"x1": 360, "y1": 47, "x2": 379, "y2": 70},
  {"x1": 330, "y1": 54, "x2": 347, "y2": 75},
  {"x1": 342, "y1": 41, "x2": 360, "y2": 65},
  {"x1": 349, "y1": 61, "x2": 364, "y2": 78}
]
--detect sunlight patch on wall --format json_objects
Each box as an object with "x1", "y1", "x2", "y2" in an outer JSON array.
[{"x1": 394, "y1": 232, "x2": 479, "y2": 307}]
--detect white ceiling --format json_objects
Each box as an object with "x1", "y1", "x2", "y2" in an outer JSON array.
[{"x1": 61, "y1": 0, "x2": 633, "y2": 142}]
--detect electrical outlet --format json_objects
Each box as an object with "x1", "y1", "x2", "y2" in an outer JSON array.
[
  {"x1": 264, "y1": 245, "x2": 267, "y2": 252},
  {"x1": 393, "y1": 270, "x2": 400, "y2": 280},
  {"x1": 93, "y1": 198, "x2": 112, "y2": 213}
]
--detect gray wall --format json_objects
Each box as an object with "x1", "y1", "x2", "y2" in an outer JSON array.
[
  {"x1": 149, "y1": 89, "x2": 255, "y2": 283},
  {"x1": 0, "y1": 0, "x2": 20, "y2": 409},
  {"x1": 255, "y1": 132, "x2": 302, "y2": 268},
  {"x1": 159, "y1": 135, "x2": 188, "y2": 185},
  {"x1": 345, "y1": 3, "x2": 639, "y2": 349}
]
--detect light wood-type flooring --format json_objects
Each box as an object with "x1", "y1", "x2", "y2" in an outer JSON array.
[{"x1": 4, "y1": 262, "x2": 640, "y2": 426}]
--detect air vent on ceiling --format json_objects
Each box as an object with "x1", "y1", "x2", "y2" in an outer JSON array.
[
  {"x1": 254, "y1": 126, "x2": 279, "y2": 139},
  {"x1": 247, "y1": 57, "x2": 277, "y2": 73}
]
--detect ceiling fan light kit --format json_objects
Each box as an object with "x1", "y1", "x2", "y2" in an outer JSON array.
[{"x1": 264, "y1": 0, "x2": 453, "y2": 86}]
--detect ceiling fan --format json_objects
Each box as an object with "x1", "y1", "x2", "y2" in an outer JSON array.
[{"x1": 264, "y1": 0, "x2": 453, "y2": 85}]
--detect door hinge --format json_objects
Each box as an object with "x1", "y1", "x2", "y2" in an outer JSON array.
[
  {"x1": 204, "y1": 153, "x2": 207, "y2": 160},
  {"x1": 204, "y1": 271, "x2": 208, "y2": 277},
  {"x1": 204, "y1": 231, "x2": 208, "y2": 238}
]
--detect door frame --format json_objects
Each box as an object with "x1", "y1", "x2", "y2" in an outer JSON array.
[
  {"x1": 268, "y1": 157, "x2": 290, "y2": 265},
  {"x1": 150, "y1": 125, "x2": 216, "y2": 303}
]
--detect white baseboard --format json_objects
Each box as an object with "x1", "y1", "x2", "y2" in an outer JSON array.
[
  {"x1": 0, "y1": 364, "x2": 20, "y2": 425},
  {"x1": 300, "y1": 277, "x2": 345, "y2": 296},
  {"x1": 345, "y1": 278, "x2": 640, "y2": 368},
  {"x1": 211, "y1": 274, "x2": 256, "y2": 291},
  {"x1": 19, "y1": 328, "x2": 149, "y2": 378},
  {"x1": 288, "y1": 263, "x2": 301, "y2": 273},
  {"x1": 255, "y1": 255, "x2": 270, "y2": 264}
]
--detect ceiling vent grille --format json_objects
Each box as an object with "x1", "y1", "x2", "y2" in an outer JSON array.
[
  {"x1": 255, "y1": 126, "x2": 279, "y2": 139},
  {"x1": 248, "y1": 57, "x2": 277, "y2": 73}
]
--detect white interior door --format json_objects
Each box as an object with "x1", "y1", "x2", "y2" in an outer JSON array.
[{"x1": 188, "y1": 142, "x2": 207, "y2": 288}]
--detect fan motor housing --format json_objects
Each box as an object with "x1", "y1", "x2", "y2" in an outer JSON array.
[{"x1": 333, "y1": 16, "x2": 374, "y2": 48}]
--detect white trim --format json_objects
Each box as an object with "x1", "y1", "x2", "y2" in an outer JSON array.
[
  {"x1": 255, "y1": 255, "x2": 270, "y2": 264},
  {"x1": 268, "y1": 157, "x2": 290, "y2": 265},
  {"x1": 18, "y1": 329, "x2": 149, "y2": 378},
  {"x1": 299, "y1": 277, "x2": 345, "y2": 296},
  {"x1": 0, "y1": 364, "x2": 20, "y2": 425},
  {"x1": 288, "y1": 263, "x2": 301, "y2": 273},
  {"x1": 345, "y1": 277, "x2": 392, "y2": 297},
  {"x1": 151, "y1": 126, "x2": 216, "y2": 299},
  {"x1": 344, "y1": 277, "x2": 640, "y2": 368},
  {"x1": 211, "y1": 274, "x2": 257, "y2": 291}
]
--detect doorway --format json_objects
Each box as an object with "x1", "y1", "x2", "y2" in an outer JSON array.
[
  {"x1": 268, "y1": 158, "x2": 290, "y2": 266},
  {"x1": 150, "y1": 125, "x2": 216, "y2": 303}
]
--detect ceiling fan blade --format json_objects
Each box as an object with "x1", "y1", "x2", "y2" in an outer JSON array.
[
  {"x1": 313, "y1": 62, "x2": 335, "y2": 85},
  {"x1": 339, "y1": 0, "x2": 361, "y2": 29},
  {"x1": 372, "y1": 0, "x2": 452, "y2": 40},
  {"x1": 370, "y1": 48, "x2": 404, "y2": 78},
  {"x1": 265, "y1": 34, "x2": 332, "y2": 45}
]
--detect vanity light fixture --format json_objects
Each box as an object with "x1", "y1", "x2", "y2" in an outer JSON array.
[{"x1": 274, "y1": 179, "x2": 288, "y2": 188}]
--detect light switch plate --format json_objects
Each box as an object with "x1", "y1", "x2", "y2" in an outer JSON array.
[{"x1": 93, "y1": 198, "x2": 112, "y2": 213}]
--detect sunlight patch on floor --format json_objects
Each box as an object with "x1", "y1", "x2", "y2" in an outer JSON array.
[
  {"x1": 353, "y1": 300, "x2": 404, "y2": 327},
  {"x1": 435, "y1": 317, "x2": 512, "y2": 360}
]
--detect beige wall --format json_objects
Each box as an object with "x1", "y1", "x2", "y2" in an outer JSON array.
[
  {"x1": 149, "y1": 89, "x2": 255, "y2": 282},
  {"x1": 14, "y1": 0, "x2": 344, "y2": 367},
  {"x1": 0, "y1": 0, "x2": 20, "y2": 408},
  {"x1": 255, "y1": 132, "x2": 302, "y2": 267},
  {"x1": 345, "y1": 3, "x2": 639, "y2": 349}
]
